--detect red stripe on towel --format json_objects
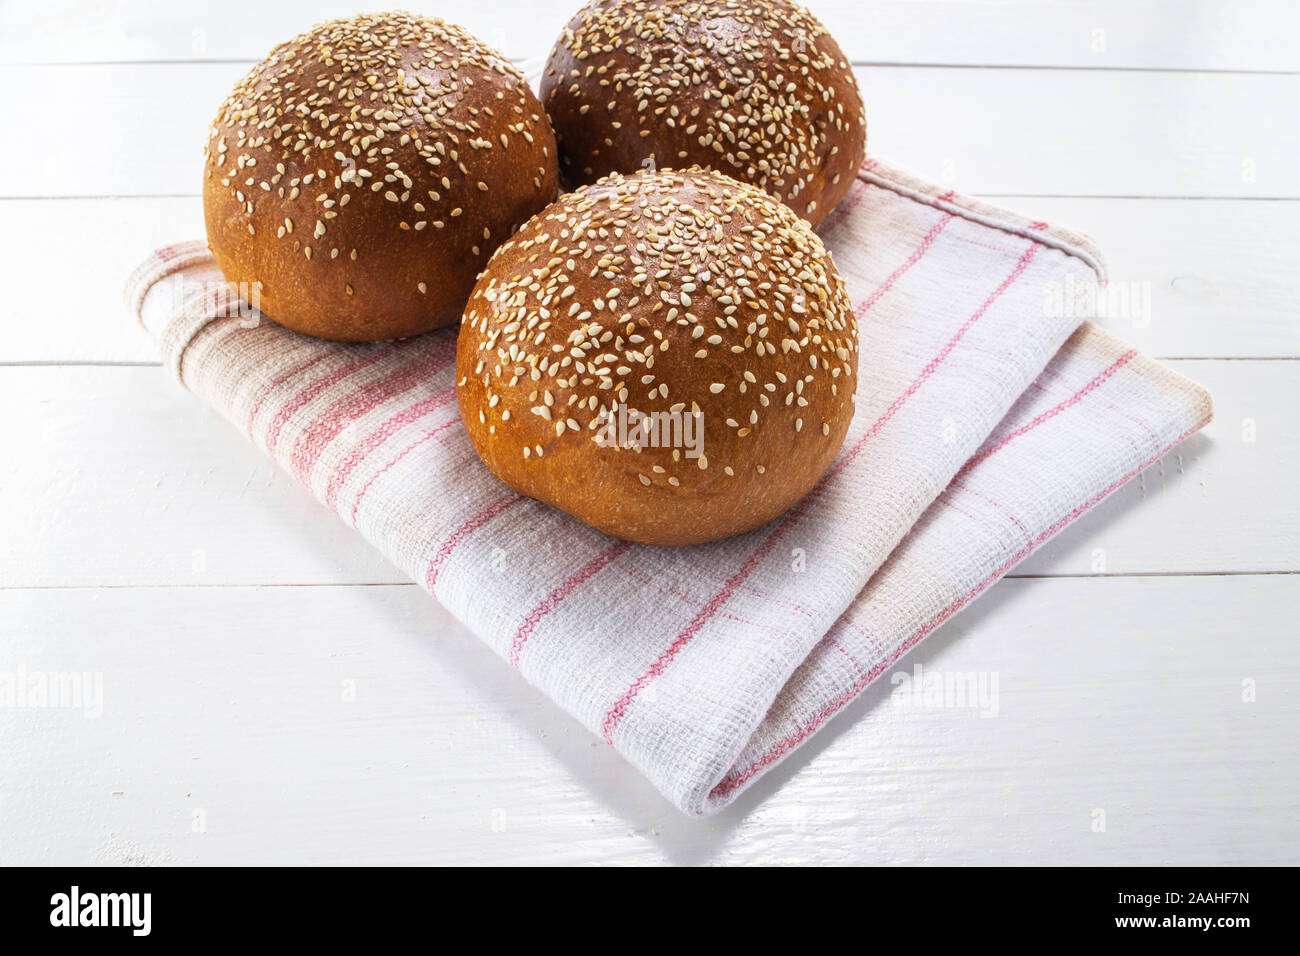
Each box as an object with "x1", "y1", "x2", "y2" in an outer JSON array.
[
  {"x1": 856, "y1": 213, "x2": 953, "y2": 318},
  {"x1": 325, "y1": 383, "x2": 459, "y2": 514},
  {"x1": 350, "y1": 417, "x2": 461, "y2": 528},
  {"x1": 288, "y1": 341, "x2": 454, "y2": 484},
  {"x1": 245, "y1": 351, "x2": 332, "y2": 437},
  {"x1": 953, "y1": 348, "x2": 1139, "y2": 481},
  {"x1": 599, "y1": 517, "x2": 800, "y2": 744},
  {"x1": 263, "y1": 344, "x2": 399, "y2": 455},
  {"x1": 425, "y1": 493, "x2": 522, "y2": 591},
  {"x1": 509, "y1": 542, "x2": 632, "y2": 668}
]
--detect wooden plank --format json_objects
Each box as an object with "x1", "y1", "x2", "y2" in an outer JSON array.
[
  {"x1": 2, "y1": 63, "x2": 1297, "y2": 199},
  {"x1": 5, "y1": 0, "x2": 1298, "y2": 72},
  {"x1": 2, "y1": 574, "x2": 1294, "y2": 864},
  {"x1": 0, "y1": 362, "x2": 1291, "y2": 590},
  {"x1": 4, "y1": 194, "x2": 1294, "y2": 364},
  {"x1": 0, "y1": 198, "x2": 202, "y2": 364},
  {"x1": 1016, "y1": 359, "x2": 1300, "y2": 577},
  {"x1": 860, "y1": 67, "x2": 1300, "y2": 199},
  {"x1": 826, "y1": 0, "x2": 1300, "y2": 73}
]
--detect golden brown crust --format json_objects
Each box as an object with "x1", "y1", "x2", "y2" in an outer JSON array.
[
  {"x1": 457, "y1": 167, "x2": 857, "y2": 546},
  {"x1": 541, "y1": 0, "x2": 866, "y2": 228},
  {"x1": 203, "y1": 13, "x2": 559, "y2": 342}
]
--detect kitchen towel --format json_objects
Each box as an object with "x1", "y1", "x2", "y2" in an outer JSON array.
[{"x1": 125, "y1": 157, "x2": 1213, "y2": 815}]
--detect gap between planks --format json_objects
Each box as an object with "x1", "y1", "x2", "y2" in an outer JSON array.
[
  {"x1": 3, "y1": 571, "x2": 1298, "y2": 592},
  {"x1": 7, "y1": 58, "x2": 1300, "y2": 76}
]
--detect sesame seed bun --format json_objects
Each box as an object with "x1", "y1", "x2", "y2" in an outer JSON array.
[
  {"x1": 203, "y1": 13, "x2": 559, "y2": 342},
  {"x1": 457, "y1": 167, "x2": 858, "y2": 546},
  {"x1": 540, "y1": 0, "x2": 866, "y2": 228}
]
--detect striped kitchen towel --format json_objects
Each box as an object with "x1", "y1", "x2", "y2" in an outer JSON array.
[{"x1": 125, "y1": 157, "x2": 1212, "y2": 815}]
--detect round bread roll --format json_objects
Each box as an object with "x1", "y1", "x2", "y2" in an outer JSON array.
[
  {"x1": 541, "y1": 0, "x2": 866, "y2": 228},
  {"x1": 457, "y1": 166, "x2": 858, "y2": 546},
  {"x1": 203, "y1": 13, "x2": 559, "y2": 341}
]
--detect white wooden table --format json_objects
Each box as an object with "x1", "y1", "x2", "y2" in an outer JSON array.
[{"x1": 2, "y1": 0, "x2": 1297, "y2": 866}]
